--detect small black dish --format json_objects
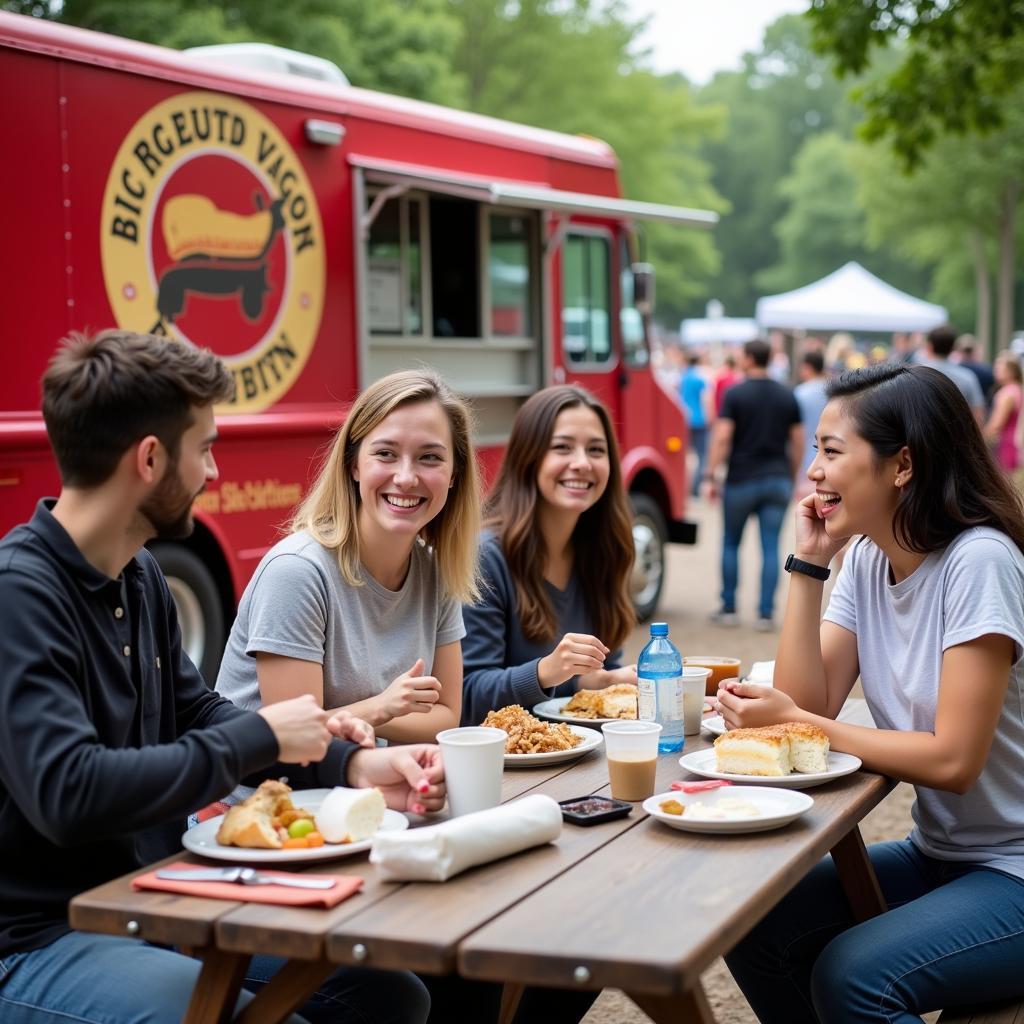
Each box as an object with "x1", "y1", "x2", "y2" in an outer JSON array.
[{"x1": 558, "y1": 795, "x2": 633, "y2": 826}]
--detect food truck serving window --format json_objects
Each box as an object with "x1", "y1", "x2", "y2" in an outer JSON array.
[
  {"x1": 562, "y1": 233, "x2": 611, "y2": 365},
  {"x1": 367, "y1": 194, "x2": 423, "y2": 336}
]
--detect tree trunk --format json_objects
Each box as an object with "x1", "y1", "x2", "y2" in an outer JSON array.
[
  {"x1": 970, "y1": 229, "x2": 992, "y2": 358},
  {"x1": 996, "y1": 177, "x2": 1020, "y2": 351}
]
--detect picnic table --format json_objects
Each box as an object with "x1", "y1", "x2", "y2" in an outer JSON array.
[{"x1": 70, "y1": 700, "x2": 893, "y2": 1024}]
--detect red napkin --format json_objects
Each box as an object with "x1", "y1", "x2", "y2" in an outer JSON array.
[{"x1": 132, "y1": 861, "x2": 363, "y2": 908}]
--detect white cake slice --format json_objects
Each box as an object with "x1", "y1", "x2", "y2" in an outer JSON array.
[
  {"x1": 316, "y1": 786, "x2": 386, "y2": 844},
  {"x1": 714, "y1": 725, "x2": 792, "y2": 776},
  {"x1": 784, "y1": 722, "x2": 830, "y2": 773}
]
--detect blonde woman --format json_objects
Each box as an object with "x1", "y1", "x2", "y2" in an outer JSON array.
[{"x1": 216, "y1": 370, "x2": 480, "y2": 758}]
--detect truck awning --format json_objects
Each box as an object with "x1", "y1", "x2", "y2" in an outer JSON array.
[{"x1": 349, "y1": 154, "x2": 717, "y2": 229}]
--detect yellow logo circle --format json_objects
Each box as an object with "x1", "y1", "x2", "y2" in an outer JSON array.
[{"x1": 101, "y1": 92, "x2": 325, "y2": 412}]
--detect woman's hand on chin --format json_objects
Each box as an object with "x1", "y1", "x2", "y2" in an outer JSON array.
[
  {"x1": 795, "y1": 493, "x2": 848, "y2": 566},
  {"x1": 716, "y1": 681, "x2": 803, "y2": 730}
]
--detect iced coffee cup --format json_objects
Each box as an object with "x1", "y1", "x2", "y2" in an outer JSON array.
[{"x1": 602, "y1": 721, "x2": 662, "y2": 802}]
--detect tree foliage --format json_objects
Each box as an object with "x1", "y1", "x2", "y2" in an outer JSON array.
[{"x1": 807, "y1": 0, "x2": 1024, "y2": 168}]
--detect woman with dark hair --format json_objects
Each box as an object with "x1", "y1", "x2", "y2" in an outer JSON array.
[
  {"x1": 718, "y1": 363, "x2": 1024, "y2": 1022},
  {"x1": 984, "y1": 350, "x2": 1022, "y2": 472},
  {"x1": 459, "y1": 385, "x2": 636, "y2": 726}
]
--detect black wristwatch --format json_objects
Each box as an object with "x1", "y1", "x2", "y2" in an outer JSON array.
[{"x1": 784, "y1": 554, "x2": 830, "y2": 581}]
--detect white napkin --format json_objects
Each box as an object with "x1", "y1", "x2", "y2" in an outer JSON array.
[
  {"x1": 748, "y1": 660, "x2": 775, "y2": 686},
  {"x1": 369, "y1": 794, "x2": 562, "y2": 882}
]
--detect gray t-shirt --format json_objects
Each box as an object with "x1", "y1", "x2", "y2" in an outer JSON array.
[
  {"x1": 216, "y1": 531, "x2": 465, "y2": 715},
  {"x1": 824, "y1": 528, "x2": 1024, "y2": 879},
  {"x1": 919, "y1": 357, "x2": 985, "y2": 413}
]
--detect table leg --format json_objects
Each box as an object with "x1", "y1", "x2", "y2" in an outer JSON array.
[
  {"x1": 628, "y1": 982, "x2": 716, "y2": 1024},
  {"x1": 831, "y1": 825, "x2": 887, "y2": 922},
  {"x1": 234, "y1": 958, "x2": 337, "y2": 1024},
  {"x1": 182, "y1": 947, "x2": 251, "y2": 1024},
  {"x1": 498, "y1": 982, "x2": 525, "y2": 1024}
]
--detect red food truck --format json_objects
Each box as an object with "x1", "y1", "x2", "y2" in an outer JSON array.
[{"x1": 0, "y1": 12, "x2": 716, "y2": 680}]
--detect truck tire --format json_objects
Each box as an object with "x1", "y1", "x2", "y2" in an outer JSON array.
[
  {"x1": 630, "y1": 493, "x2": 668, "y2": 623},
  {"x1": 149, "y1": 543, "x2": 226, "y2": 686}
]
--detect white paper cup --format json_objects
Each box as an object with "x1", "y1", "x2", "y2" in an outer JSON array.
[
  {"x1": 437, "y1": 726, "x2": 508, "y2": 817},
  {"x1": 602, "y1": 721, "x2": 662, "y2": 801},
  {"x1": 682, "y1": 666, "x2": 712, "y2": 734}
]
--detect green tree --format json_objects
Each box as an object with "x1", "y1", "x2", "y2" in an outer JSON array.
[
  {"x1": 692, "y1": 14, "x2": 861, "y2": 317},
  {"x1": 5, "y1": 0, "x2": 465, "y2": 103},
  {"x1": 755, "y1": 131, "x2": 930, "y2": 301},
  {"x1": 807, "y1": 0, "x2": 1024, "y2": 168},
  {"x1": 446, "y1": 0, "x2": 726, "y2": 326}
]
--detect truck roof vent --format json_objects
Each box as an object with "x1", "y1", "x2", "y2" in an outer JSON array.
[{"x1": 183, "y1": 43, "x2": 349, "y2": 85}]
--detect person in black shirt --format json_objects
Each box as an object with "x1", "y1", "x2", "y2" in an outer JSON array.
[
  {"x1": 704, "y1": 339, "x2": 803, "y2": 631},
  {"x1": 0, "y1": 330, "x2": 443, "y2": 1023}
]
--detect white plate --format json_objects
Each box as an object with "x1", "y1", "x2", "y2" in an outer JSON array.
[
  {"x1": 643, "y1": 786, "x2": 813, "y2": 834},
  {"x1": 182, "y1": 789, "x2": 409, "y2": 863},
  {"x1": 677, "y1": 749, "x2": 862, "y2": 790},
  {"x1": 504, "y1": 725, "x2": 604, "y2": 767},
  {"x1": 532, "y1": 696, "x2": 628, "y2": 726},
  {"x1": 701, "y1": 714, "x2": 727, "y2": 736}
]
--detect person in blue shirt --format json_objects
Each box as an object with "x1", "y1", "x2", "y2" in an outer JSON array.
[
  {"x1": 679, "y1": 352, "x2": 710, "y2": 496},
  {"x1": 460, "y1": 385, "x2": 637, "y2": 726}
]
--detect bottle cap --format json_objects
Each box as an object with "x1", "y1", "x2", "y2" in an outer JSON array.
[{"x1": 650, "y1": 622, "x2": 668, "y2": 636}]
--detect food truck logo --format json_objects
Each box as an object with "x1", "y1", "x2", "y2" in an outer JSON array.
[{"x1": 101, "y1": 92, "x2": 325, "y2": 412}]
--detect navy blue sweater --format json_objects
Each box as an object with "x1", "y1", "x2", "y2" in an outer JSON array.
[{"x1": 460, "y1": 533, "x2": 621, "y2": 725}]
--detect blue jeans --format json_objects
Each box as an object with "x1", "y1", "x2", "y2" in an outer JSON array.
[
  {"x1": 0, "y1": 931, "x2": 429, "y2": 1023},
  {"x1": 725, "y1": 839, "x2": 1024, "y2": 1023},
  {"x1": 721, "y1": 475, "x2": 791, "y2": 619},
  {"x1": 690, "y1": 425, "x2": 709, "y2": 496}
]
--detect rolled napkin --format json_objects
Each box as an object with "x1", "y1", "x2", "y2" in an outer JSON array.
[
  {"x1": 748, "y1": 660, "x2": 775, "y2": 686},
  {"x1": 369, "y1": 794, "x2": 562, "y2": 882}
]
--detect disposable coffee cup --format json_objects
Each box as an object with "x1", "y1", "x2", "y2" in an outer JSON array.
[
  {"x1": 684, "y1": 656, "x2": 742, "y2": 696},
  {"x1": 437, "y1": 726, "x2": 507, "y2": 817},
  {"x1": 602, "y1": 721, "x2": 662, "y2": 802},
  {"x1": 681, "y1": 666, "x2": 712, "y2": 735}
]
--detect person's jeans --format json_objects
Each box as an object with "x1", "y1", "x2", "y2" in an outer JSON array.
[
  {"x1": 0, "y1": 931, "x2": 430, "y2": 1023},
  {"x1": 720, "y1": 475, "x2": 791, "y2": 619},
  {"x1": 689, "y1": 425, "x2": 709, "y2": 496},
  {"x1": 725, "y1": 839, "x2": 1024, "y2": 1023}
]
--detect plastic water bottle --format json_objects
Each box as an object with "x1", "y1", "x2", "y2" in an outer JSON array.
[{"x1": 637, "y1": 622, "x2": 685, "y2": 753}]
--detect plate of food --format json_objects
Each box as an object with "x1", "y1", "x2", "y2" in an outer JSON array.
[
  {"x1": 483, "y1": 705, "x2": 604, "y2": 766},
  {"x1": 643, "y1": 786, "x2": 813, "y2": 834},
  {"x1": 532, "y1": 683, "x2": 638, "y2": 725},
  {"x1": 678, "y1": 722, "x2": 861, "y2": 790},
  {"x1": 183, "y1": 781, "x2": 408, "y2": 863}
]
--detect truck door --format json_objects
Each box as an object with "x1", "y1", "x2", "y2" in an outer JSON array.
[{"x1": 559, "y1": 225, "x2": 621, "y2": 422}]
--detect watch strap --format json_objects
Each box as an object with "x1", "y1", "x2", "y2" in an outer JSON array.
[{"x1": 785, "y1": 554, "x2": 830, "y2": 581}]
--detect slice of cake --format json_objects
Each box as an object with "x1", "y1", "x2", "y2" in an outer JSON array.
[
  {"x1": 714, "y1": 725, "x2": 791, "y2": 776},
  {"x1": 713, "y1": 722, "x2": 830, "y2": 776},
  {"x1": 562, "y1": 683, "x2": 638, "y2": 720},
  {"x1": 783, "y1": 722, "x2": 830, "y2": 773}
]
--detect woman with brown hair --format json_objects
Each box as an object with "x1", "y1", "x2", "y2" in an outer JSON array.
[{"x1": 460, "y1": 385, "x2": 636, "y2": 725}]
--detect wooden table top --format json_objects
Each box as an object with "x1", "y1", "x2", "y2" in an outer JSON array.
[{"x1": 71, "y1": 700, "x2": 892, "y2": 1002}]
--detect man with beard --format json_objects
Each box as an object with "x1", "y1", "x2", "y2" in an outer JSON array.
[{"x1": 0, "y1": 330, "x2": 441, "y2": 1024}]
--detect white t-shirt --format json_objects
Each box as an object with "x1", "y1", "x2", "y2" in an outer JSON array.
[{"x1": 824, "y1": 528, "x2": 1024, "y2": 879}]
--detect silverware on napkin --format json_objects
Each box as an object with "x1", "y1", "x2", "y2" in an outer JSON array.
[{"x1": 156, "y1": 867, "x2": 336, "y2": 890}]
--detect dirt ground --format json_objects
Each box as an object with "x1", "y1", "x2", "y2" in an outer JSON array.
[{"x1": 579, "y1": 496, "x2": 917, "y2": 1024}]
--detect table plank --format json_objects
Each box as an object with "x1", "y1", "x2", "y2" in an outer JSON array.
[
  {"x1": 323, "y1": 750, "x2": 638, "y2": 974},
  {"x1": 459, "y1": 769, "x2": 892, "y2": 995}
]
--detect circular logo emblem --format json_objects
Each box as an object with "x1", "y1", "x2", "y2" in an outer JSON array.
[{"x1": 101, "y1": 92, "x2": 325, "y2": 412}]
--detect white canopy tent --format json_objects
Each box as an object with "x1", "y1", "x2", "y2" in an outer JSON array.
[
  {"x1": 755, "y1": 262, "x2": 947, "y2": 333},
  {"x1": 679, "y1": 316, "x2": 759, "y2": 347}
]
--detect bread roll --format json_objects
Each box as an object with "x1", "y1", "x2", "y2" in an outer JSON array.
[{"x1": 317, "y1": 786, "x2": 386, "y2": 844}]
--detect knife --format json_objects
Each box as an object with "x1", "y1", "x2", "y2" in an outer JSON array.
[{"x1": 156, "y1": 867, "x2": 336, "y2": 889}]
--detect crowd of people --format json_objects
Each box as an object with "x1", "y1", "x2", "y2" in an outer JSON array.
[
  {"x1": 2, "y1": 326, "x2": 1023, "y2": 1024},
  {"x1": 668, "y1": 326, "x2": 1024, "y2": 631}
]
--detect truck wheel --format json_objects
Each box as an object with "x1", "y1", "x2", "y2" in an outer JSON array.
[
  {"x1": 149, "y1": 544, "x2": 226, "y2": 686},
  {"x1": 630, "y1": 494, "x2": 668, "y2": 622}
]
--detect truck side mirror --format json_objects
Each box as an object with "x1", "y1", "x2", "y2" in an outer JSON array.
[{"x1": 632, "y1": 262, "x2": 655, "y2": 316}]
